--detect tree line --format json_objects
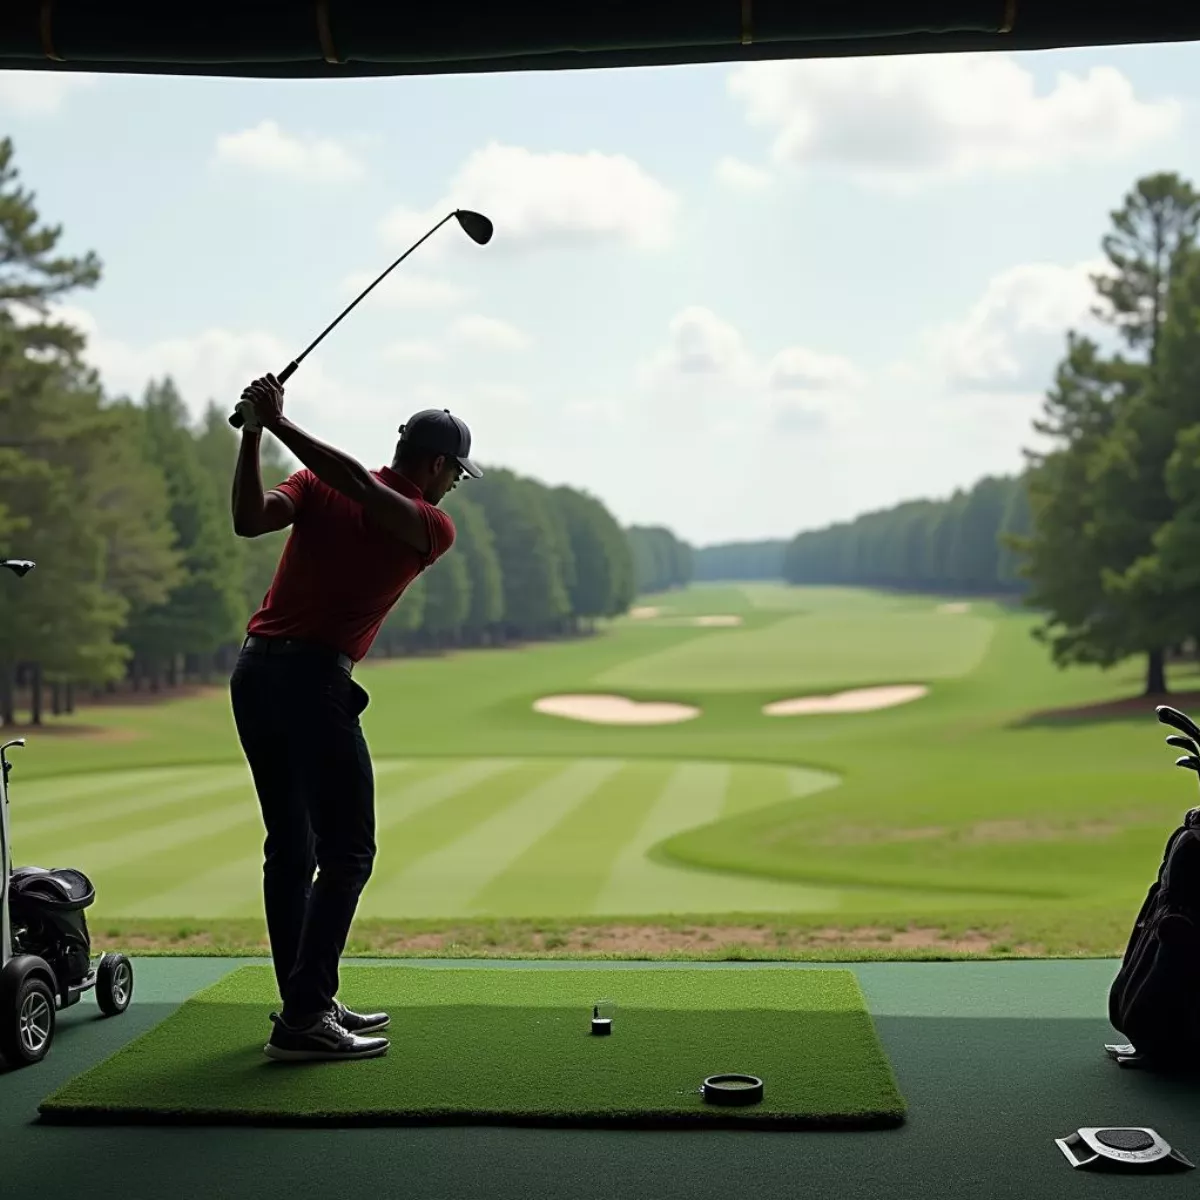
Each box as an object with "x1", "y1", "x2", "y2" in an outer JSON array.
[
  {"x1": 1014, "y1": 172, "x2": 1200, "y2": 695},
  {"x1": 693, "y1": 540, "x2": 786, "y2": 581},
  {"x1": 626, "y1": 525, "x2": 693, "y2": 593},
  {"x1": 781, "y1": 475, "x2": 1031, "y2": 593},
  {"x1": 775, "y1": 170, "x2": 1200, "y2": 696},
  {"x1": 0, "y1": 137, "x2": 637, "y2": 725}
]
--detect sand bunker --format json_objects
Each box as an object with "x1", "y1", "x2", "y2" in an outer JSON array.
[
  {"x1": 692, "y1": 615, "x2": 743, "y2": 627},
  {"x1": 763, "y1": 685, "x2": 929, "y2": 716},
  {"x1": 628, "y1": 606, "x2": 661, "y2": 619},
  {"x1": 937, "y1": 603, "x2": 971, "y2": 614},
  {"x1": 534, "y1": 694, "x2": 700, "y2": 725}
]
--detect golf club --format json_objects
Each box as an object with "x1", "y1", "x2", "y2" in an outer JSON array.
[
  {"x1": 0, "y1": 559, "x2": 35, "y2": 577},
  {"x1": 1167, "y1": 735, "x2": 1200, "y2": 756},
  {"x1": 1158, "y1": 705, "x2": 1200, "y2": 743},
  {"x1": 1176, "y1": 755, "x2": 1200, "y2": 775},
  {"x1": 228, "y1": 208, "x2": 493, "y2": 430}
]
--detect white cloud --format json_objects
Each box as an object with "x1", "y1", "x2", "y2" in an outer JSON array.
[
  {"x1": 728, "y1": 54, "x2": 1181, "y2": 190},
  {"x1": 337, "y1": 270, "x2": 470, "y2": 310},
  {"x1": 637, "y1": 305, "x2": 864, "y2": 435},
  {"x1": 381, "y1": 339, "x2": 443, "y2": 365},
  {"x1": 715, "y1": 156, "x2": 771, "y2": 192},
  {"x1": 449, "y1": 314, "x2": 531, "y2": 352},
  {"x1": 922, "y1": 259, "x2": 1110, "y2": 393},
  {"x1": 0, "y1": 72, "x2": 98, "y2": 115},
  {"x1": 212, "y1": 120, "x2": 367, "y2": 183},
  {"x1": 768, "y1": 346, "x2": 866, "y2": 392},
  {"x1": 379, "y1": 141, "x2": 679, "y2": 255},
  {"x1": 48, "y1": 305, "x2": 406, "y2": 446}
]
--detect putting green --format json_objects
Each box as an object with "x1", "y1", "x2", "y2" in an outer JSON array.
[{"x1": 38, "y1": 965, "x2": 906, "y2": 1129}]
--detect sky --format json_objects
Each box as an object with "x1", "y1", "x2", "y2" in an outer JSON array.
[{"x1": 3, "y1": 40, "x2": 1200, "y2": 545}]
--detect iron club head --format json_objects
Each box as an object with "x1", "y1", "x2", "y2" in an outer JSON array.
[
  {"x1": 1168, "y1": 735, "x2": 1200, "y2": 756},
  {"x1": 0, "y1": 559, "x2": 35, "y2": 577},
  {"x1": 1157, "y1": 705, "x2": 1200, "y2": 743},
  {"x1": 1176, "y1": 756, "x2": 1200, "y2": 773}
]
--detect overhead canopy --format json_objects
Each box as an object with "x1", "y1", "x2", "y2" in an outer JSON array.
[{"x1": 1, "y1": 2, "x2": 1198, "y2": 79}]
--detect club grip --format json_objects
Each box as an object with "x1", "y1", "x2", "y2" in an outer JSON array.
[{"x1": 227, "y1": 362, "x2": 299, "y2": 428}]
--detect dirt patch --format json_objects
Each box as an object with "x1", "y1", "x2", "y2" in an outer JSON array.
[
  {"x1": 92, "y1": 920, "x2": 1049, "y2": 958},
  {"x1": 816, "y1": 816, "x2": 1144, "y2": 847},
  {"x1": 69, "y1": 684, "x2": 226, "y2": 708},
  {"x1": 628, "y1": 606, "x2": 661, "y2": 620},
  {"x1": 962, "y1": 818, "x2": 1125, "y2": 844},
  {"x1": 692, "y1": 615, "x2": 743, "y2": 627},
  {"x1": 937, "y1": 602, "x2": 971, "y2": 614},
  {"x1": 0, "y1": 723, "x2": 141, "y2": 742},
  {"x1": 533, "y1": 694, "x2": 700, "y2": 725},
  {"x1": 763, "y1": 685, "x2": 928, "y2": 716}
]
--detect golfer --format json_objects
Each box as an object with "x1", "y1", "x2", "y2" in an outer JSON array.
[{"x1": 229, "y1": 374, "x2": 481, "y2": 1062}]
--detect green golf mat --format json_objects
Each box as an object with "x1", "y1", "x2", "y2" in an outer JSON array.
[{"x1": 38, "y1": 965, "x2": 906, "y2": 1130}]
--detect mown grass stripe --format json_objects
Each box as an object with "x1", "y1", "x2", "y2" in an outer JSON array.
[
  {"x1": 14, "y1": 767, "x2": 256, "y2": 841},
  {"x1": 380, "y1": 760, "x2": 624, "y2": 918},
  {"x1": 590, "y1": 762, "x2": 841, "y2": 916},
  {"x1": 375, "y1": 759, "x2": 522, "y2": 833},
  {"x1": 15, "y1": 766, "x2": 207, "y2": 811},
  {"x1": 116, "y1": 761, "x2": 420, "y2": 919},
  {"x1": 16, "y1": 772, "x2": 252, "y2": 867},
  {"x1": 591, "y1": 763, "x2": 730, "y2": 914},
  {"x1": 365, "y1": 761, "x2": 557, "y2": 914},
  {"x1": 467, "y1": 760, "x2": 677, "y2": 916}
]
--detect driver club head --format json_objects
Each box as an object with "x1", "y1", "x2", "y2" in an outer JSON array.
[
  {"x1": 0, "y1": 558, "x2": 35, "y2": 578},
  {"x1": 1158, "y1": 705, "x2": 1200, "y2": 743},
  {"x1": 454, "y1": 209, "x2": 493, "y2": 245}
]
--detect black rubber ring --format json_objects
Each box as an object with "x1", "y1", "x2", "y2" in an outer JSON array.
[{"x1": 702, "y1": 1074, "x2": 764, "y2": 1105}]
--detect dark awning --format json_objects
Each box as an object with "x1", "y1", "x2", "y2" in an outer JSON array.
[{"x1": 1, "y1": 2, "x2": 1197, "y2": 80}]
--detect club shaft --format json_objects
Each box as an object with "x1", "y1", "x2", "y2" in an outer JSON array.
[
  {"x1": 292, "y1": 211, "x2": 456, "y2": 368},
  {"x1": 228, "y1": 211, "x2": 457, "y2": 428}
]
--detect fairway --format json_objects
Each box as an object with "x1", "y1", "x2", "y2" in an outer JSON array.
[
  {"x1": 8, "y1": 583, "x2": 1195, "y2": 949},
  {"x1": 598, "y1": 606, "x2": 994, "y2": 693},
  {"x1": 15, "y1": 757, "x2": 841, "y2": 919}
]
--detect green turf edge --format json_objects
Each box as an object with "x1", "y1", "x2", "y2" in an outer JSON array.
[
  {"x1": 85, "y1": 902, "x2": 1138, "y2": 961},
  {"x1": 37, "y1": 966, "x2": 906, "y2": 1132},
  {"x1": 34, "y1": 1107, "x2": 905, "y2": 1132}
]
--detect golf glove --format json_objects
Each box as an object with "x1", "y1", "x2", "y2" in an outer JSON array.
[{"x1": 235, "y1": 398, "x2": 263, "y2": 433}]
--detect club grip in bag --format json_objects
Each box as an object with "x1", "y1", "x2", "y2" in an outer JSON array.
[{"x1": 227, "y1": 361, "x2": 299, "y2": 429}]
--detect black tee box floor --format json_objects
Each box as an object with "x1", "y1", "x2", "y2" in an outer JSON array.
[{"x1": 5, "y1": 957, "x2": 1200, "y2": 1200}]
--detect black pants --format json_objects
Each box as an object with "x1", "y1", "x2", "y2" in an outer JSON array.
[{"x1": 229, "y1": 642, "x2": 375, "y2": 1025}]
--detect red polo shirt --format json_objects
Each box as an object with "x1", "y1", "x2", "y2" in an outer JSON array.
[{"x1": 245, "y1": 465, "x2": 455, "y2": 662}]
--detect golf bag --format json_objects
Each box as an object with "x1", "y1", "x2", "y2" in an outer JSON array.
[{"x1": 1108, "y1": 806, "x2": 1200, "y2": 1066}]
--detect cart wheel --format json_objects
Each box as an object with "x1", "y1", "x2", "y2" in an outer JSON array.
[
  {"x1": 96, "y1": 954, "x2": 133, "y2": 1017},
  {"x1": 0, "y1": 973, "x2": 56, "y2": 1067}
]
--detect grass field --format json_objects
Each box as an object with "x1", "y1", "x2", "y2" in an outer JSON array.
[{"x1": 6, "y1": 583, "x2": 1197, "y2": 959}]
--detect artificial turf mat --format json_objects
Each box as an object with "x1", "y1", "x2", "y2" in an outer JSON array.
[{"x1": 38, "y1": 965, "x2": 906, "y2": 1130}]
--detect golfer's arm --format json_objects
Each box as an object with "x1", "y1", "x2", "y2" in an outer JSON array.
[
  {"x1": 231, "y1": 432, "x2": 295, "y2": 538},
  {"x1": 266, "y1": 418, "x2": 430, "y2": 553}
]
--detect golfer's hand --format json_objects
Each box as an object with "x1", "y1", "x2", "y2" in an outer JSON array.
[
  {"x1": 241, "y1": 375, "x2": 285, "y2": 430},
  {"x1": 235, "y1": 398, "x2": 263, "y2": 433}
]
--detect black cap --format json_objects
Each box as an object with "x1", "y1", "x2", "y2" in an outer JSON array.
[{"x1": 398, "y1": 409, "x2": 482, "y2": 479}]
